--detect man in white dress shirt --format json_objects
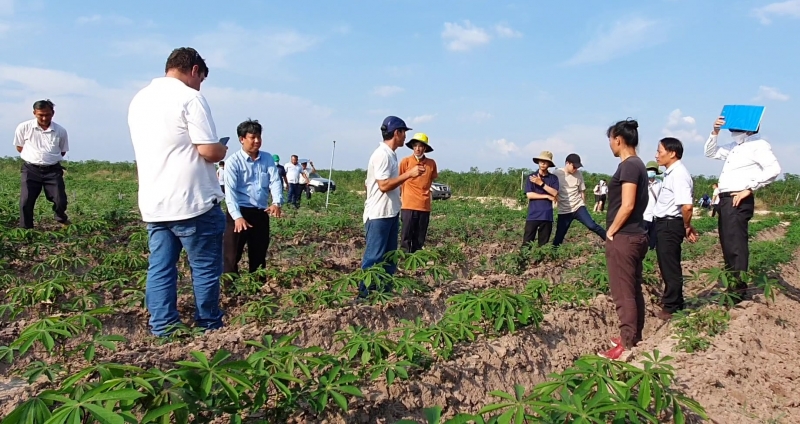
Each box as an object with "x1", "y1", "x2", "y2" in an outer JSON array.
[
  {"x1": 704, "y1": 116, "x2": 781, "y2": 302},
  {"x1": 654, "y1": 137, "x2": 698, "y2": 320},
  {"x1": 13, "y1": 99, "x2": 70, "y2": 229},
  {"x1": 643, "y1": 161, "x2": 662, "y2": 251}
]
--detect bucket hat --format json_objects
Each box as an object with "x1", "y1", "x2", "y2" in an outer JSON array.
[
  {"x1": 406, "y1": 133, "x2": 433, "y2": 153},
  {"x1": 532, "y1": 151, "x2": 555, "y2": 168}
]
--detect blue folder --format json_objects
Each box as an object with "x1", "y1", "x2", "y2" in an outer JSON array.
[{"x1": 719, "y1": 105, "x2": 765, "y2": 132}]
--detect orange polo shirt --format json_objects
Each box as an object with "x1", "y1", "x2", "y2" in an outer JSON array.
[{"x1": 399, "y1": 155, "x2": 438, "y2": 212}]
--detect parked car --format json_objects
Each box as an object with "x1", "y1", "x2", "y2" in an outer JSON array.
[
  {"x1": 431, "y1": 182, "x2": 451, "y2": 200},
  {"x1": 307, "y1": 172, "x2": 337, "y2": 193}
]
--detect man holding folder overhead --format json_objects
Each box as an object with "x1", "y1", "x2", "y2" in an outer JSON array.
[{"x1": 704, "y1": 105, "x2": 781, "y2": 303}]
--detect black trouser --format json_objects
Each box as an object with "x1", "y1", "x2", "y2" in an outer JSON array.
[
  {"x1": 718, "y1": 194, "x2": 754, "y2": 294},
  {"x1": 20, "y1": 162, "x2": 68, "y2": 229},
  {"x1": 644, "y1": 220, "x2": 657, "y2": 250},
  {"x1": 288, "y1": 183, "x2": 303, "y2": 208},
  {"x1": 400, "y1": 209, "x2": 431, "y2": 253},
  {"x1": 303, "y1": 183, "x2": 311, "y2": 199},
  {"x1": 711, "y1": 204, "x2": 719, "y2": 217},
  {"x1": 655, "y1": 218, "x2": 685, "y2": 313},
  {"x1": 223, "y1": 207, "x2": 270, "y2": 274},
  {"x1": 523, "y1": 220, "x2": 552, "y2": 247}
]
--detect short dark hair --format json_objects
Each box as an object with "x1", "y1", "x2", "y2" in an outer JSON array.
[
  {"x1": 606, "y1": 118, "x2": 639, "y2": 148},
  {"x1": 219, "y1": 161, "x2": 225, "y2": 166},
  {"x1": 291, "y1": 155, "x2": 298, "y2": 159},
  {"x1": 659, "y1": 137, "x2": 684, "y2": 159},
  {"x1": 33, "y1": 99, "x2": 55, "y2": 111},
  {"x1": 237, "y1": 119, "x2": 262, "y2": 139},
  {"x1": 165, "y1": 47, "x2": 209, "y2": 77}
]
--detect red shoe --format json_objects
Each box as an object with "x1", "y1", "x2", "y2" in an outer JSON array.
[
  {"x1": 610, "y1": 337, "x2": 621, "y2": 347},
  {"x1": 599, "y1": 344, "x2": 625, "y2": 360}
]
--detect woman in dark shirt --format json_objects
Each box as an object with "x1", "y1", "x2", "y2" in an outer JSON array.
[{"x1": 601, "y1": 119, "x2": 649, "y2": 360}]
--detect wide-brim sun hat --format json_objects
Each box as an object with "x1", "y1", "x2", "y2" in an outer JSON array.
[
  {"x1": 645, "y1": 160, "x2": 663, "y2": 175},
  {"x1": 532, "y1": 150, "x2": 555, "y2": 168},
  {"x1": 406, "y1": 132, "x2": 433, "y2": 153}
]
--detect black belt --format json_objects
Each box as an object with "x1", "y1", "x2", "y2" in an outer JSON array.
[
  {"x1": 25, "y1": 162, "x2": 60, "y2": 169},
  {"x1": 718, "y1": 192, "x2": 736, "y2": 198},
  {"x1": 655, "y1": 216, "x2": 682, "y2": 222}
]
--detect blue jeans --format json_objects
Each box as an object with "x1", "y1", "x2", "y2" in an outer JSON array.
[
  {"x1": 553, "y1": 206, "x2": 607, "y2": 247},
  {"x1": 288, "y1": 183, "x2": 302, "y2": 208},
  {"x1": 145, "y1": 204, "x2": 225, "y2": 336},
  {"x1": 358, "y1": 215, "x2": 399, "y2": 297}
]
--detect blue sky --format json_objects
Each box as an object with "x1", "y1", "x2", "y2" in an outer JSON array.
[{"x1": 1, "y1": 0, "x2": 799, "y2": 177}]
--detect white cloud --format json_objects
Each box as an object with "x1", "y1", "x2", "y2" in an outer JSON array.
[
  {"x1": 371, "y1": 85, "x2": 404, "y2": 97},
  {"x1": 565, "y1": 17, "x2": 663, "y2": 66},
  {"x1": 0, "y1": 22, "x2": 8, "y2": 35},
  {"x1": 76, "y1": 14, "x2": 133, "y2": 25},
  {"x1": 661, "y1": 109, "x2": 704, "y2": 143},
  {"x1": 489, "y1": 138, "x2": 519, "y2": 156},
  {"x1": 442, "y1": 20, "x2": 491, "y2": 52},
  {"x1": 495, "y1": 24, "x2": 522, "y2": 38},
  {"x1": 0, "y1": 64, "x2": 382, "y2": 169},
  {"x1": 754, "y1": 85, "x2": 790, "y2": 101},
  {"x1": 484, "y1": 125, "x2": 608, "y2": 168},
  {"x1": 113, "y1": 23, "x2": 318, "y2": 72},
  {"x1": 333, "y1": 24, "x2": 351, "y2": 34},
  {"x1": 411, "y1": 114, "x2": 435, "y2": 124},
  {"x1": 472, "y1": 111, "x2": 494, "y2": 122},
  {"x1": 194, "y1": 23, "x2": 318, "y2": 69},
  {"x1": 753, "y1": 0, "x2": 800, "y2": 24}
]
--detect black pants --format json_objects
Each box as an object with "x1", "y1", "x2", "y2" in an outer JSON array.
[
  {"x1": 20, "y1": 162, "x2": 68, "y2": 229},
  {"x1": 523, "y1": 220, "x2": 552, "y2": 247},
  {"x1": 711, "y1": 204, "x2": 719, "y2": 218},
  {"x1": 644, "y1": 220, "x2": 657, "y2": 250},
  {"x1": 223, "y1": 207, "x2": 270, "y2": 274},
  {"x1": 655, "y1": 218, "x2": 685, "y2": 313},
  {"x1": 288, "y1": 183, "x2": 303, "y2": 208},
  {"x1": 718, "y1": 194, "x2": 754, "y2": 293},
  {"x1": 400, "y1": 209, "x2": 430, "y2": 253},
  {"x1": 303, "y1": 183, "x2": 311, "y2": 199}
]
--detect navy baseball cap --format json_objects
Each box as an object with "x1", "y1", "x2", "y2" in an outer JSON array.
[{"x1": 381, "y1": 116, "x2": 412, "y2": 134}]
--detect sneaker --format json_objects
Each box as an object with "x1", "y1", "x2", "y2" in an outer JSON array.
[{"x1": 599, "y1": 344, "x2": 625, "y2": 360}]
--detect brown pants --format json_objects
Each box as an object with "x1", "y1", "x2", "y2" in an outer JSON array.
[{"x1": 605, "y1": 232, "x2": 648, "y2": 349}]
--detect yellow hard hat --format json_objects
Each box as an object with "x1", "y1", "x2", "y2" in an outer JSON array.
[{"x1": 406, "y1": 132, "x2": 433, "y2": 153}]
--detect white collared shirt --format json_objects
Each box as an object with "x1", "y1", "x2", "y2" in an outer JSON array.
[
  {"x1": 653, "y1": 160, "x2": 693, "y2": 218},
  {"x1": 128, "y1": 76, "x2": 223, "y2": 223},
  {"x1": 13, "y1": 119, "x2": 69, "y2": 165},
  {"x1": 363, "y1": 142, "x2": 400, "y2": 223},
  {"x1": 643, "y1": 179, "x2": 662, "y2": 222},
  {"x1": 284, "y1": 163, "x2": 303, "y2": 184},
  {"x1": 704, "y1": 132, "x2": 781, "y2": 193}
]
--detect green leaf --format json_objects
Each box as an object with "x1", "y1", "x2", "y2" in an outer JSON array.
[
  {"x1": 91, "y1": 389, "x2": 145, "y2": 402},
  {"x1": 83, "y1": 403, "x2": 125, "y2": 424},
  {"x1": 330, "y1": 391, "x2": 349, "y2": 412},
  {"x1": 140, "y1": 403, "x2": 187, "y2": 423}
]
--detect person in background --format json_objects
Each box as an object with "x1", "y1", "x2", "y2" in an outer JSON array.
[
  {"x1": 711, "y1": 183, "x2": 720, "y2": 218},
  {"x1": 360, "y1": 116, "x2": 424, "y2": 298},
  {"x1": 300, "y1": 159, "x2": 316, "y2": 200},
  {"x1": 223, "y1": 119, "x2": 283, "y2": 275},
  {"x1": 273, "y1": 155, "x2": 288, "y2": 193},
  {"x1": 601, "y1": 119, "x2": 649, "y2": 360},
  {"x1": 399, "y1": 132, "x2": 438, "y2": 253},
  {"x1": 653, "y1": 137, "x2": 698, "y2": 321},
  {"x1": 523, "y1": 151, "x2": 559, "y2": 248},
  {"x1": 643, "y1": 161, "x2": 662, "y2": 250},
  {"x1": 14, "y1": 99, "x2": 71, "y2": 229},
  {"x1": 551, "y1": 153, "x2": 607, "y2": 247},
  {"x1": 216, "y1": 161, "x2": 225, "y2": 193},
  {"x1": 127, "y1": 47, "x2": 227, "y2": 336},
  {"x1": 593, "y1": 180, "x2": 607, "y2": 212},
  {"x1": 285, "y1": 155, "x2": 303, "y2": 209},
  {"x1": 699, "y1": 194, "x2": 711, "y2": 210},
  {"x1": 704, "y1": 116, "x2": 781, "y2": 303}
]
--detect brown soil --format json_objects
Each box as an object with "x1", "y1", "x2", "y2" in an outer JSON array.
[{"x1": 2, "y1": 225, "x2": 799, "y2": 423}]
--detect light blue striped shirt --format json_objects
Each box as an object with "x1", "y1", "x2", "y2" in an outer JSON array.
[{"x1": 224, "y1": 149, "x2": 283, "y2": 220}]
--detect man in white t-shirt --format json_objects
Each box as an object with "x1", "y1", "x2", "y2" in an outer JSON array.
[
  {"x1": 216, "y1": 161, "x2": 225, "y2": 193},
  {"x1": 127, "y1": 47, "x2": 228, "y2": 337},
  {"x1": 14, "y1": 99, "x2": 71, "y2": 229},
  {"x1": 284, "y1": 155, "x2": 304, "y2": 209},
  {"x1": 551, "y1": 154, "x2": 607, "y2": 247},
  {"x1": 359, "y1": 116, "x2": 424, "y2": 298}
]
